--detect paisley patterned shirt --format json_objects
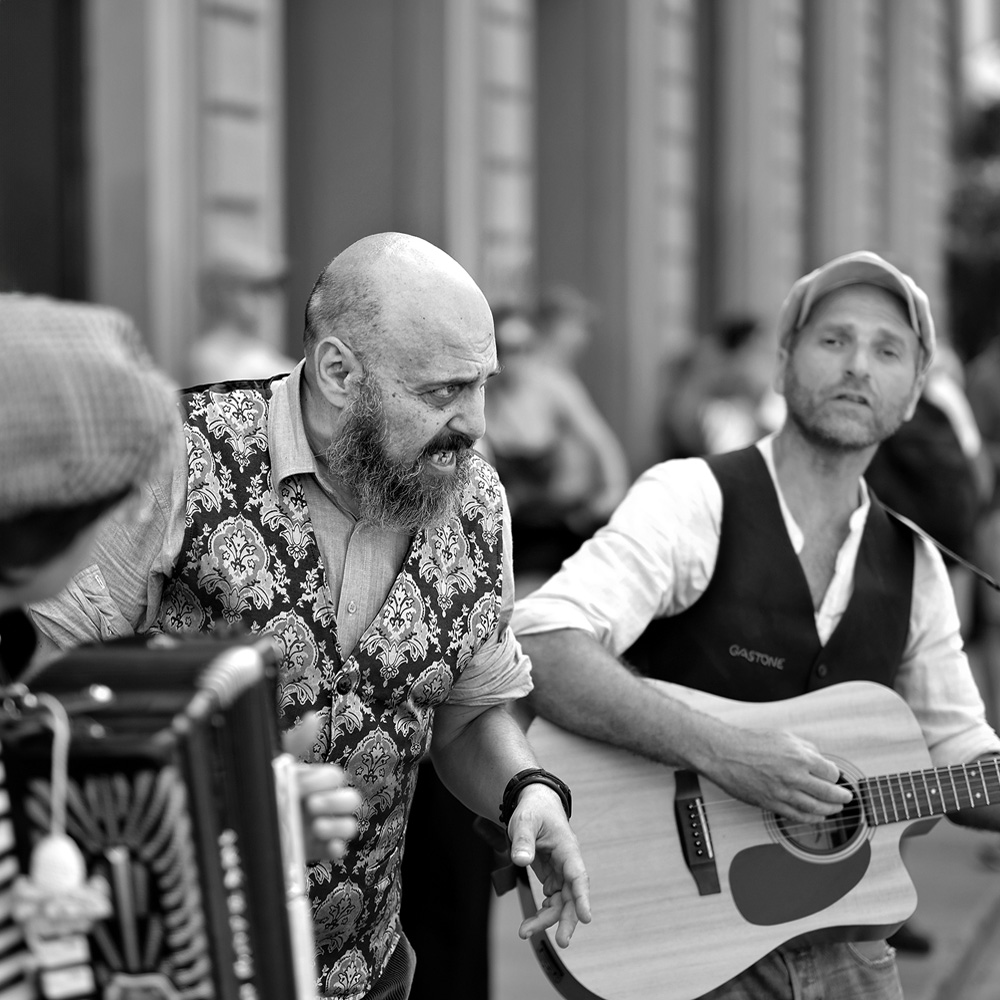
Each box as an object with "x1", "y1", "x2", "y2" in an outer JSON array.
[{"x1": 154, "y1": 379, "x2": 505, "y2": 999}]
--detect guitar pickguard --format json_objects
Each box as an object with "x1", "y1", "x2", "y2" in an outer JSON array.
[{"x1": 730, "y1": 841, "x2": 870, "y2": 925}]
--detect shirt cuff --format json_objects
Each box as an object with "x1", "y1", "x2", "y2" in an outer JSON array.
[{"x1": 446, "y1": 626, "x2": 532, "y2": 707}]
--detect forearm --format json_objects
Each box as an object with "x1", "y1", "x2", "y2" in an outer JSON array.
[
  {"x1": 430, "y1": 703, "x2": 542, "y2": 823},
  {"x1": 520, "y1": 628, "x2": 851, "y2": 823},
  {"x1": 521, "y1": 628, "x2": 724, "y2": 773}
]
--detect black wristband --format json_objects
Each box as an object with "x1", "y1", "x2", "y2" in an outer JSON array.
[{"x1": 499, "y1": 767, "x2": 573, "y2": 827}]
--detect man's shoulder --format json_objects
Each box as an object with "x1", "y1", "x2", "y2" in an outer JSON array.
[{"x1": 465, "y1": 450, "x2": 503, "y2": 501}]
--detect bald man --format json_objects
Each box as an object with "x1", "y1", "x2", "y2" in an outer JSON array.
[{"x1": 30, "y1": 234, "x2": 590, "y2": 1000}]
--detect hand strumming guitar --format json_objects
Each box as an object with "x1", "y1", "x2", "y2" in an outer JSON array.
[{"x1": 687, "y1": 713, "x2": 853, "y2": 824}]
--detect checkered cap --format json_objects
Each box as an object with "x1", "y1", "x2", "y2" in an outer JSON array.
[{"x1": 0, "y1": 294, "x2": 179, "y2": 520}]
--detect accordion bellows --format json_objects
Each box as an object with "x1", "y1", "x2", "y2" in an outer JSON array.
[{"x1": 0, "y1": 635, "x2": 315, "y2": 1000}]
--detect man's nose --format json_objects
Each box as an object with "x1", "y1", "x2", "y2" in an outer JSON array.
[
  {"x1": 844, "y1": 343, "x2": 873, "y2": 379},
  {"x1": 449, "y1": 391, "x2": 487, "y2": 443}
]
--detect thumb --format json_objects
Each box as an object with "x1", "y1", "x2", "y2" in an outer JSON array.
[
  {"x1": 508, "y1": 821, "x2": 536, "y2": 868},
  {"x1": 282, "y1": 711, "x2": 321, "y2": 758}
]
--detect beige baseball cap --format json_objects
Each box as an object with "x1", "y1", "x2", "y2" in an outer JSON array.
[{"x1": 776, "y1": 250, "x2": 936, "y2": 371}]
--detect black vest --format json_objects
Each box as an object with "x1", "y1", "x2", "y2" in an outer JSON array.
[{"x1": 624, "y1": 447, "x2": 914, "y2": 701}]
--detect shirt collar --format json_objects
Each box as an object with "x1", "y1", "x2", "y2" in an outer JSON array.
[
  {"x1": 268, "y1": 360, "x2": 360, "y2": 516},
  {"x1": 756, "y1": 434, "x2": 870, "y2": 553},
  {"x1": 268, "y1": 361, "x2": 320, "y2": 487}
]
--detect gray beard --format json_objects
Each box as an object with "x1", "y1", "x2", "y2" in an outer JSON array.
[{"x1": 324, "y1": 379, "x2": 473, "y2": 532}]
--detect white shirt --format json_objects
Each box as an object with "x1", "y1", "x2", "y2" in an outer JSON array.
[{"x1": 512, "y1": 436, "x2": 1000, "y2": 766}]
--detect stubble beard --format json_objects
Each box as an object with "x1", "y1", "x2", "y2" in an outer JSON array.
[
  {"x1": 324, "y1": 374, "x2": 474, "y2": 532},
  {"x1": 783, "y1": 368, "x2": 910, "y2": 455}
]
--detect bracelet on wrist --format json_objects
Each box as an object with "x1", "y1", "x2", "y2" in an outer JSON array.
[{"x1": 499, "y1": 767, "x2": 573, "y2": 827}]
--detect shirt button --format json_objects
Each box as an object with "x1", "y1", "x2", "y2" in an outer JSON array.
[
  {"x1": 347, "y1": 601, "x2": 358, "y2": 614},
  {"x1": 816, "y1": 663, "x2": 829, "y2": 678},
  {"x1": 335, "y1": 675, "x2": 353, "y2": 695}
]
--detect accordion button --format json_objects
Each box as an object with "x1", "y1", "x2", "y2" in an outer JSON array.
[{"x1": 335, "y1": 675, "x2": 353, "y2": 695}]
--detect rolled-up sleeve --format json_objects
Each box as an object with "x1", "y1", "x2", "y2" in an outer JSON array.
[
  {"x1": 28, "y1": 424, "x2": 188, "y2": 660},
  {"x1": 446, "y1": 483, "x2": 533, "y2": 707},
  {"x1": 896, "y1": 536, "x2": 1000, "y2": 765},
  {"x1": 511, "y1": 458, "x2": 722, "y2": 655}
]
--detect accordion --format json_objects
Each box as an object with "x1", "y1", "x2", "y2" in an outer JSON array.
[{"x1": 0, "y1": 635, "x2": 316, "y2": 1000}]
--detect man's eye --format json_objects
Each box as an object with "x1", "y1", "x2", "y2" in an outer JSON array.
[{"x1": 429, "y1": 385, "x2": 461, "y2": 401}]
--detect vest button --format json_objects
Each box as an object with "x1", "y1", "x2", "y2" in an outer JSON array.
[
  {"x1": 335, "y1": 675, "x2": 353, "y2": 695},
  {"x1": 816, "y1": 663, "x2": 829, "y2": 678}
]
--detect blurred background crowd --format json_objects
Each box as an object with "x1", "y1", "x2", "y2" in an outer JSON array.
[{"x1": 6, "y1": 0, "x2": 1000, "y2": 996}]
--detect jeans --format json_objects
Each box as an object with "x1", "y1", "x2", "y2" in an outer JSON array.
[{"x1": 699, "y1": 940, "x2": 903, "y2": 1000}]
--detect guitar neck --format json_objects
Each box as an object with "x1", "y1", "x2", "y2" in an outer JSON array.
[{"x1": 862, "y1": 756, "x2": 1000, "y2": 824}]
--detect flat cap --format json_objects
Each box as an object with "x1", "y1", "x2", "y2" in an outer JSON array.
[
  {"x1": 0, "y1": 294, "x2": 179, "y2": 521},
  {"x1": 776, "y1": 251, "x2": 936, "y2": 372}
]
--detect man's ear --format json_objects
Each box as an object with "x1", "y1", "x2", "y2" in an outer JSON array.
[
  {"x1": 901, "y1": 371, "x2": 927, "y2": 424},
  {"x1": 773, "y1": 343, "x2": 790, "y2": 396},
  {"x1": 311, "y1": 336, "x2": 363, "y2": 406}
]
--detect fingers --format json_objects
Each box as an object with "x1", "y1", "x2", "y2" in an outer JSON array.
[
  {"x1": 766, "y1": 771, "x2": 853, "y2": 824},
  {"x1": 804, "y1": 749, "x2": 845, "y2": 789},
  {"x1": 518, "y1": 883, "x2": 589, "y2": 948},
  {"x1": 296, "y1": 762, "x2": 353, "y2": 795},
  {"x1": 294, "y1": 763, "x2": 363, "y2": 862},
  {"x1": 307, "y1": 813, "x2": 360, "y2": 861}
]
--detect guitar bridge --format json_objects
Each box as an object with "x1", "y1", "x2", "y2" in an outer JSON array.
[{"x1": 673, "y1": 770, "x2": 721, "y2": 896}]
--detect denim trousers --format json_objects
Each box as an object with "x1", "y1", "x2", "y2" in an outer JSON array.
[{"x1": 698, "y1": 940, "x2": 903, "y2": 1000}]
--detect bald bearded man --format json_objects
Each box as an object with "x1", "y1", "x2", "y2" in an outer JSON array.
[{"x1": 30, "y1": 233, "x2": 590, "y2": 1000}]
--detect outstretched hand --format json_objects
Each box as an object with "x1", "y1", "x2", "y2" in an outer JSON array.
[
  {"x1": 506, "y1": 784, "x2": 591, "y2": 948},
  {"x1": 699, "y1": 720, "x2": 852, "y2": 824}
]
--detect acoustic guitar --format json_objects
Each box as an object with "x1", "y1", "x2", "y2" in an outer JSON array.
[{"x1": 515, "y1": 679, "x2": 997, "y2": 1000}]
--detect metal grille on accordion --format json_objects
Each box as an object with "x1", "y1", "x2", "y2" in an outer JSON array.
[{"x1": 0, "y1": 635, "x2": 315, "y2": 1000}]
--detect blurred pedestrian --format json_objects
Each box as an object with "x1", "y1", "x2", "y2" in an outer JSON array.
[
  {"x1": 660, "y1": 315, "x2": 784, "y2": 460},
  {"x1": 188, "y1": 260, "x2": 296, "y2": 384},
  {"x1": 484, "y1": 304, "x2": 630, "y2": 595}
]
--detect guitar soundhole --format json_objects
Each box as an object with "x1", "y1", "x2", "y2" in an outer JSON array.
[{"x1": 775, "y1": 774, "x2": 865, "y2": 857}]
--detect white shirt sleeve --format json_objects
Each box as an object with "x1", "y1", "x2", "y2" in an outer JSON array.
[
  {"x1": 511, "y1": 458, "x2": 723, "y2": 655},
  {"x1": 895, "y1": 535, "x2": 1000, "y2": 765}
]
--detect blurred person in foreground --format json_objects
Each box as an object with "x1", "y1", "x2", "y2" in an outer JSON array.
[
  {"x1": 484, "y1": 305, "x2": 630, "y2": 596},
  {"x1": 0, "y1": 291, "x2": 363, "y2": 881},
  {"x1": 28, "y1": 234, "x2": 590, "y2": 1000},
  {"x1": 513, "y1": 251, "x2": 1000, "y2": 999},
  {"x1": 0, "y1": 295, "x2": 179, "y2": 670}
]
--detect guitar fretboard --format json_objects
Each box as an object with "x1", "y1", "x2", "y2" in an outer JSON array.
[{"x1": 860, "y1": 757, "x2": 1000, "y2": 825}]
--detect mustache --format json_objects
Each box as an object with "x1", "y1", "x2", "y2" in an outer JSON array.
[{"x1": 422, "y1": 431, "x2": 476, "y2": 457}]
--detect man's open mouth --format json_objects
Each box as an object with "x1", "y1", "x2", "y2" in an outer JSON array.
[{"x1": 426, "y1": 449, "x2": 457, "y2": 468}]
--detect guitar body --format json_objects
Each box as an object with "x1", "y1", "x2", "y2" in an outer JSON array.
[{"x1": 523, "y1": 680, "x2": 939, "y2": 1000}]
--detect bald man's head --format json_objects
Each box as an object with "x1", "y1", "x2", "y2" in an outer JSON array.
[
  {"x1": 301, "y1": 234, "x2": 497, "y2": 530},
  {"x1": 303, "y1": 233, "x2": 484, "y2": 371}
]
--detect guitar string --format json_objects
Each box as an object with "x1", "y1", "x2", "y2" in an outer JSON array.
[{"x1": 663, "y1": 763, "x2": 1000, "y2": 836}]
